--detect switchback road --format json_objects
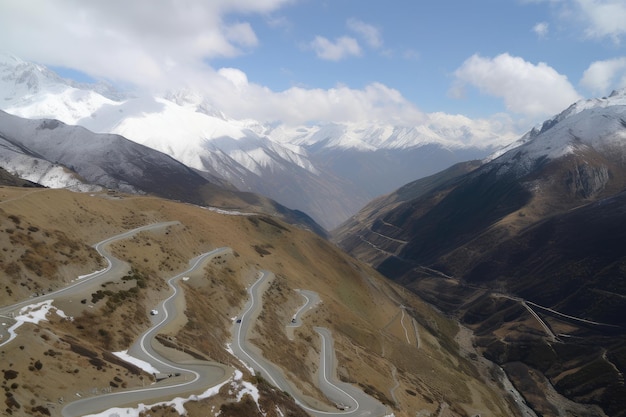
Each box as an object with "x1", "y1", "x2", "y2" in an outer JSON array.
[
  {"x1": 230, "y1": 272, "x2": 389, "y2": 417},
  {"x1": 62, "y1": 248, "x2": 232, "y2": 417},
  {"x1": 0, "y1": 222, "x2": 179, "y2": 344}
]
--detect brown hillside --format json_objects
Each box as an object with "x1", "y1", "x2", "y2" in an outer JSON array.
[{"x1": 0, "y1": 187, "x2": 523, "y2": 417}]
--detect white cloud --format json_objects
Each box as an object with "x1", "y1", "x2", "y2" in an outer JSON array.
[
  {"x1": 188, "y1": 68, "x2": 520, "y2": 144},
  {"x1": 347, "y1": 18, "x2": 383, "y2": 49},
  {"x1": 576, "y1": 0, "x2": 626, "y2": 43},
  {"x1": 308, "y1": 18, "x2": 381, "y2": 61},
  {"x1": 524, "y1": 0, "x2": 626, "y2": 43},
  {"x1": 0, "y1": 0, "x2": 289, "y2": 87},
  {"x1": 211, "y1": 79, "x2": 425, "y2": 126},
  {"x1": 533, "y1": 22, "x2": 550, "y2": 38},
  {"x1": 451, "y1": 53, "x2": 582, "y2": 118},
  {"x1": 218, "y1": 68, "x2": 249, "y2": 90},
  {"x1": 580, "y1": 57, "x2": 626, "y2": 94},
  {"x1": 309, "y1": 36, "x2": 361, "y2": 61},
  {"x1": 223, "y1": 22, "x2": 259, "y2": 48},
  {"x1": 0, "y1": 0, "x2": 422, "y2": 127},
  {"x1": 425, "y1": 112, "x2": 520, "y2": 148},
  {"x1": 0, "y1": 0, "x2": 523, "y2": 139}
]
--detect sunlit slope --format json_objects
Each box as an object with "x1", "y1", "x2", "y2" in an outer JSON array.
[{"x1": 0, "y1": 187, "x2": 521, "y2": 417}]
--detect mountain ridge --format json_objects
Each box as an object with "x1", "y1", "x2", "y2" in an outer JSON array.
[
  {"x1": 0, "y1": 53, "x2": 513, "y2": 229},
  {"x1": 334, "y1": 87, "x2": 626, "y2": 416},
  {"x1": 0, "y1": 109, "x2": 327, "y2": 236}
]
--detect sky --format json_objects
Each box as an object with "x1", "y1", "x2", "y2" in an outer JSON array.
[{"x1": 1, "y1": 0, "x2": 625, "y2": 135}]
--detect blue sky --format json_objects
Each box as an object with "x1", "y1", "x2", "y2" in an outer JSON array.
[{"x1": 1, "y1": 0, "x2": 625, "y2": 133}]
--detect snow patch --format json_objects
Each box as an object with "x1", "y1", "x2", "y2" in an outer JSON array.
[
  {"x1": 1, "y1": 300, "x2": 69, "y2": 346},
  {"x1": 233, "y1": 370, "x2": 260, "y2": 403},
  {"x1": 81, "y1": 376, "x2": 229, "y2": 417},
  {"x1": 225, "y1": 343, "x2": 256, "y2": 375},
  {"x1": 82, "y1": 369, "x2": 264, "y2": 417},
  {"x1": 112, "y1": 351, "x2": 161, "y2": 374},
  {"x1": 76, "y1": 268, "x2": 108, "y2": 281}
]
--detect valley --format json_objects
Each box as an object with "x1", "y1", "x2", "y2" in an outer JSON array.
[
  {"x1": 335, "y1": 91, "x2": 626, "y2": 417},
  {"x1": 0, "y1": 44, "x2": 625, "y2": 417}
]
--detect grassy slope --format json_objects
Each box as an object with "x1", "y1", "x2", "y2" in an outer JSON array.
[{"x1": 0, "y1": 187, "x2": 519, "y2": 417}]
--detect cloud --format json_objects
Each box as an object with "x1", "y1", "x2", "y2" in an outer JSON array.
[
  {"x1": 309, "y1": 36, "x2": 361, "y2": 61},
  {"x1": 211, "y1": 78, "x2": 425, "y2": 126},
  {"x1": 576, "y1": 0, "x2": 626, "y2": 42},
  {"x1": 223, "y1": 22, "x2": 259, "y2": 48},
  {"x1": 309, "y1": 18, "x2": 380, "y2": 61},
  {"x1": 346, "y1": 18, "x2": 383, "y2": 48},
  {"x1": 425, "y1": 112, "x2": 520, "y2": 149},
  {"x1": 580, "y1": 57, "x2": 626, "y2": 94},
  {"x1": 533, "y1": 22, "x2": 550, "y2": 38},
  {"x1": 451, "y1": 53, "x2": 582, "y2": 117},
  {"x1": 524, "y1": 0, "x2": 626, "y2": 43},
  {"x1": 0, "y1": 0, "x2": 523, "y2": 140},
  {"x1": 0, "y1": 0, "x2": 290, "y2": 87},
  {"x1": 185, "y1": 66, "x2": 520, "y2": 144},
  {"x1": 218, "y1": 68, "x2": 249, "y2": 90}
]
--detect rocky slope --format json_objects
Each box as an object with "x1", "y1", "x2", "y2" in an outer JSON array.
[{"x1": 334, "y1": 89, "x2": 626, "y2": 416}]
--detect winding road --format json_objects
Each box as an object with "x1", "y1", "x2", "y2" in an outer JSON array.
[
  {"x1": 62, "y1": 248, "x2": 232, "y2": 417},
  {"x1": 0, "y1": 222, "x2": 231, "y2": 416},
  {"x1": 229, "y1": 272, "x2": 389, "y2": 417},
  {"x1": 2, "y1": 222, "x2": 390, "y2": 417},
  {"x1": 286, "y1": 289, "x2": 320, "y2": 340},
  {"x1": 0, "y1": 222, "x2": 180, "y2": 344}
]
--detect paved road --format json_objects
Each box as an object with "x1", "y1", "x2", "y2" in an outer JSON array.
[
  {"x1": 290, "y1": 289, "x2": 321, "y2": 325},
  {"x1": 2, "y1": 222, "x2": 389, "y2": 417},
  {"x1": 62, "y1": 248, "x2": 232, "y2": 417},
  {"x1": 0, "y1": 221, "x2": 233, "y2": 416},
  {"x1": 0, "y1": 222, "x2": 180, "y2": 344},
  {"x1": 286, "y1": 289, "x2": 320, "y2": 340},
  {"x1": 230, "y1": 272, "x2": 389, "y2": 417}
]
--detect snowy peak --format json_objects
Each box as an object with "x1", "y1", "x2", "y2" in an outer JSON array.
[
  {"x1": 0, "y1": 52, "x2": 122, "y2": 122},
  {"x1": 0, "y1": 54, "x2": 516, "y2": 228},
  {"x1": 0, "y1": 109, "x2": 207, "y2": 195},
  {"x1": 268, "y1": 118, "x2": 510, "y2": 152},
  {"x1": 0, "y1": 53, "x2": 66, "y2": 101},
  {"x1": 547, "y1": 87, "x2": 626, "y2": 129},
  {"x1": 488, "y1": 89, "x2": 626, "y2": 176},
  {"x1": 162, "y1": 88, "x2": 227, "y2": 120},
  {"x1": 88, "y1": 96, "x2": 318, "y2": 177},
  {"x1": 0, "y1": 55, "x2": 318, "y2": 180}
]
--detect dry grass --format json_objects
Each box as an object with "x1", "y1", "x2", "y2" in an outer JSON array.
[{"x1": 0, "y1": 187, "x2": 521, "y2": 417}]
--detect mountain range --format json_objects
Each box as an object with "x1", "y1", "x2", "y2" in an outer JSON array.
[
  {"x1": 334, "y1": 88, "x2": 626, "y2": 416},
  {"x1": 3, "y1": 50, "x2": 626, "y2": 416},
  {"x1": 0, "y1": 53, "x2": 508, "y2": 230},
  {"x1": 0, "y1": 109, "x2": 325, "y2": 237}
]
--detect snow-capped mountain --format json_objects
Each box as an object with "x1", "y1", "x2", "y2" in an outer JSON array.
[
  {"x1": 0, "y1": 110, "x2": 204, "y2": 196},
  {"x1": 337, "y1": 86, "x2": 626, "y2": 269},
  {"x1": 0, "y1": 130, "x2": 98, "y2": 192},
  {"x1": 488, "y1": 88, "x2": 626, "y2": 179},
  {"x1": 269, "y1": 114, "x2": 509, "y2": 151},
  {"x1": 333, "y1": 87, "x2": 626, "y2": 417},
  {"x1": 0, "y1": 109, "x2": 326, "y2": 235},
  {"x1": 0, "y1": 53, "x2": 510, "y2": 229},
  {"x1": 0, "y1": 54, "x2": 316, "y2": 178}
]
